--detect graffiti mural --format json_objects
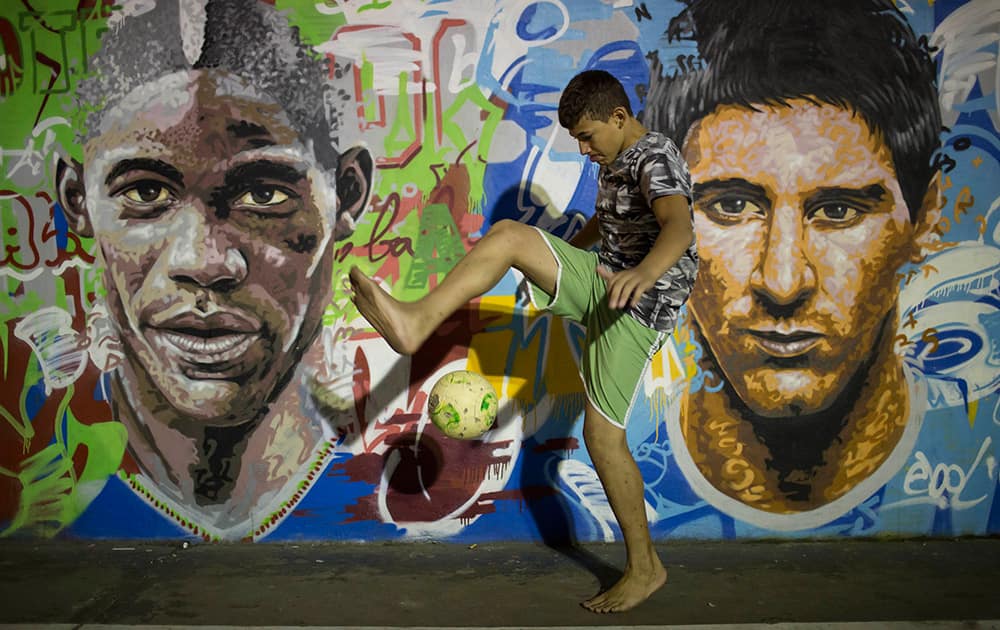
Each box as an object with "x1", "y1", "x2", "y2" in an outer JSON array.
[{"x1": 1, "y1": 0, "x2": 997, "y2": 543}]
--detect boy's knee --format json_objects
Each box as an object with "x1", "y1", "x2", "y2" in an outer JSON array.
[
  {"x1": 491, "y1": 218, "x2": 533, "y2": 242},
  {"x1": 481, "y1": 219, "x2": 538, "y2": 257},
  {"x1": 583, "y1": 410, "x2": 626, "y2": 449}
]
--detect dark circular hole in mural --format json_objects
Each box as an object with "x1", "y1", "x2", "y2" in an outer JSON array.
[{"x1": 384, "y1": 432, "x2": 443, "y2": 495}]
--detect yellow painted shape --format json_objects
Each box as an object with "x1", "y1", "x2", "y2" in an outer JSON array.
[{"x1": 468, "y1": 295, "x2": 583, "y2": 405}]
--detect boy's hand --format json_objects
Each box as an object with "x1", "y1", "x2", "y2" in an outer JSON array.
[{"x1": 597, "y1": 265, "x2": 658, "y2": 309}]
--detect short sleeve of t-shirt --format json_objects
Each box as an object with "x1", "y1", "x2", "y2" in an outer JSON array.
[{"x1": 637, "y1": 140, "x2": 692, "y2": 205}]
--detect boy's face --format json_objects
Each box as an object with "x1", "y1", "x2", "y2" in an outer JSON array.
[{"x1": 568, "y1": 109, "x2": 627, "y2": 166}]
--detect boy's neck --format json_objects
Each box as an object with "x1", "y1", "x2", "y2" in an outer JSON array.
[{"x1": 622, "y1": 117, "x2": 648, "y2": 150}]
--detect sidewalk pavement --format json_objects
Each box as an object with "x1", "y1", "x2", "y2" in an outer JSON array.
[{"x1": 1, "y1": 538, "x2": 998, "y2": 628}]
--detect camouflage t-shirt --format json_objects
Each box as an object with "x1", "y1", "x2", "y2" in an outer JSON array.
[{"x1": 596, "y1": 131, "x2": 698, "y2": 333}]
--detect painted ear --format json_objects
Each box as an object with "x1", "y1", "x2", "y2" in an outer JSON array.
[
  {"x1": 911, "y1": 171, "x2": 944, "y2": 263},
  {"x1": 333, "y1": 145, "x2": 374, "y2": 241},
  {"x1": 56, "y1": 157, "x2": 92, "y2": 238}
]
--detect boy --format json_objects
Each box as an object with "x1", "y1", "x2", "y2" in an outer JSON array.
[{"x1": 349, "y1": 69, "x2": 698, "y2": 613}]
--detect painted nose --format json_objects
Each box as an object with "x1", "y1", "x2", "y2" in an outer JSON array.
[
  {"x1": 167, "y1": 203, "x2": 248, "y2": 291},
  {"x1": 749, "y1": 204, "x2": 816, "y2": 308}
]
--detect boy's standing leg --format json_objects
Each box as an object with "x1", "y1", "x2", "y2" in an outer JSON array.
[
  {"x1": 349, "y1": 219, "x2": 558, "y2": 355},
  {"x1": 581, "y1": 402, "x2": 668, "y2": 613}
]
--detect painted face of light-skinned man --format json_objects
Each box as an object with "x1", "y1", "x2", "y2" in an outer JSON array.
[
  {"x1": 646, "y1": 0, "x2": 943, "y2": 522},
  {"x1": 56, "y1": 1, "x2": 372, "y2": 531},
  {"x1": 679, "y1": 101, "x2": 937, "y2": 512},
  {"x1": 687, "y1": 102, "x2": 926, "y2": 418}
]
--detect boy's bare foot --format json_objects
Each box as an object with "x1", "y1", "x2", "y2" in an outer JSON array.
[
  {"x1": 582, "y1": 562, "x2": 667, "y2": 613},
  {"x1": 348, "y1": 267, "x2": 422, "y2": 355}
]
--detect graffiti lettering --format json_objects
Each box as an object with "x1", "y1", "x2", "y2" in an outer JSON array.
[
  {"x1": 364, "y1": 193, "x2": 414, "y2": 263},
  {"x1": 921, "y1": 328, "x2": 940, "y2": 355},
  {"x1": 2, "y1": 190, "x2": 38, "y2": 271},
  {"x1": 895, "y1": 437, "x2": 992, "y2": 510},
  {"x1": 0, "y1": 187, "x2": 94, "y2": 279},
  {"x1": 1, "y1": 115, "x2": 69, "y2": 183},
  {"x1": 954, "y1": 186, "x2": 974, "y2": 224},
  {"x1": 0, "y1": 5, "x2": 112, "y2": 132},
  {"x1": 894, "y1": 333, "x2": 914, "y2": 351},
  {"x1": 335, "y1": 241, "x2": 354, "y2": 264},
  {"x1": 953, "y1": 137, "x2": 973, "y2": 152},
  {"x1": 19, "y1": 10, "x2": 71, "y2": 127},
  {"x1": 933, "y1": 151, "x2": 957, "y2": 174}
]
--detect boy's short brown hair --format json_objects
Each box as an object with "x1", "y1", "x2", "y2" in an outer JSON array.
[{"x1": 558, "y1": 69, "x2": 632, "y2": 129}]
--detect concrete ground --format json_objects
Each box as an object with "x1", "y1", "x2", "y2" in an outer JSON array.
[{"x1": 0, "y1": 538, "x2": 998, "y2": 628}]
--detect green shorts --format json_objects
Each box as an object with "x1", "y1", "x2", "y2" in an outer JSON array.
[{"x1": 527, "y1": 228, "x2": 667, "y2": 429}]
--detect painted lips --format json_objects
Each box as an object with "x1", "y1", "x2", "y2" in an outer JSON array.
[
  {"x1": 146, "y1": 310, "x2": 262, "y2": 377},
  {"x1": 748, "y1": 329, "x2": 822, "y2": 358}
]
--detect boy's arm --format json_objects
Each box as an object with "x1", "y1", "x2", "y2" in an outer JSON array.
[
  {"x1": 599, "y1": 194, "x2": 694, "y2": 309},
  {"x1": 569, "y1": 213, "x2": 601, "y2": 249}
]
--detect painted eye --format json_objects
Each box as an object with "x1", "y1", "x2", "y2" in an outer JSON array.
[
  {"x1": 705, "y1": 197, "x2": 764, "y2": 221},
  {"x1": 812, "y1": 204, "x2": 859, "y2": 223},
  {"x1": 235, "y1": 186, "x2": 290, "y2": 207},
  {"x1": 123, "y1": 182, "x2": 170, "y2": 203}
]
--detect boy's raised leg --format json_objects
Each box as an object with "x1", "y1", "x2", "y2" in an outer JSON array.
[
  {"x1": 581, "y1": 403, "x2": 667, "y2": 613},
  {"x1": 349, "y1": 220, "x2": 558, "y2": 355}
]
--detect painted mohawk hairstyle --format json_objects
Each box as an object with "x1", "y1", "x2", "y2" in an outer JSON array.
[{"x1": 76, "y1": 0, "x2": 348, "y2": 167}]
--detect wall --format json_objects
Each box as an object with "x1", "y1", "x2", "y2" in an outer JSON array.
[{"x1": 0, "y1": 0, "x2": 997, "y2": 542}]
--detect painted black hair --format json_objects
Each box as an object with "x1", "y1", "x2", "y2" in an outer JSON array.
[{"x1": 644, "y1": 0, "x2": 941, "y2": 220}]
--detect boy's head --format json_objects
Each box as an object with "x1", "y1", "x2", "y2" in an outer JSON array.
[
  {"x1": 557, "y1": 69, "x2": 632, "y2": 130},
  {"x1": 558, "y1": 70, "x2": 636, "y2": 166}
]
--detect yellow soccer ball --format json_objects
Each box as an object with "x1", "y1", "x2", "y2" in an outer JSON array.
[{"x1": 428, "y1": 370, "x2": 498, "y2": 440}]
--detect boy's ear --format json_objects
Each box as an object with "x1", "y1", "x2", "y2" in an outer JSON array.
[
  {"x1": 56, "y1": 157, "x2": 92, "y2": 237},
  {"x1": 911, "y1": 171, "x2": 944, "y2": 263},
  {"x1": 333, "y1": 145, "x2": 374, "y2": 240},
  {"x1": 613, "y1": 106, "x2": 628, "y2": 128}
]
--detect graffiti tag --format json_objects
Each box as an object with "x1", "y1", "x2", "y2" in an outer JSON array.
[{"x1": 888, "y1": 437, "x2": 994, "y2": 511}]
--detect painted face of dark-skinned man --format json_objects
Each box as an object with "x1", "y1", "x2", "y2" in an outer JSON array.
[{"x1": 62, "y1": 69, "x2": 364, "y2": 427}]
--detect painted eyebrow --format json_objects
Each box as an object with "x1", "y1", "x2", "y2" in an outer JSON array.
[
  {"x1": 807, "y1": 184, "x2": 888, "y2": 206},
  {"x1": 104, "y1": 158, "x2": 184, "y2": 187},
  {"x1": 224, "y1": 160, "x2": 308, "y2": 189},
  {"x1": 692, "y1": 177, "x2": 768, "y2": 199}
]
